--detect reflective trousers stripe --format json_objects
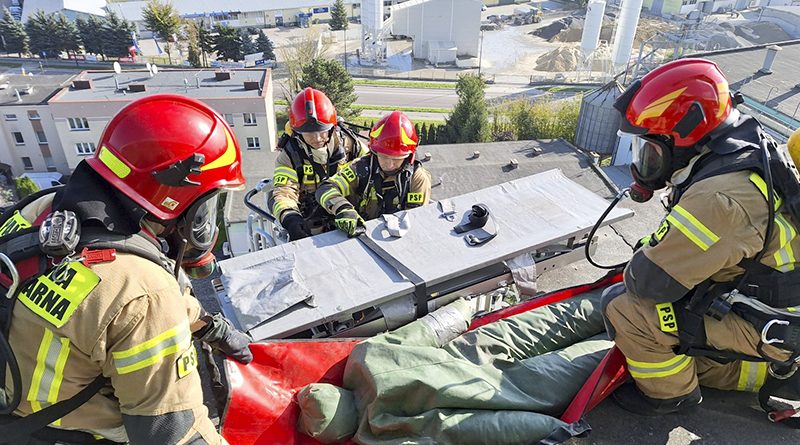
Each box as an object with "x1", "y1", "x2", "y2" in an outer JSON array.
[
  {"x1": 112, "y1": 320, "x2": 190, "y2": 375},
  {"x1": 626, "y1": 354, "x2": 693, "y2": 379},
  {"x1": 666, "y1": 205, "x2": 720, "y2": 251},
  {"x1": 28, "y1": 329, "x2": 70, "y2": 426},
  {"x1": 737, "y1": 361, "x2": 767, "y2": 392}
]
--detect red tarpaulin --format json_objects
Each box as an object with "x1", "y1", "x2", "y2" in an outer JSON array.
[{"x1": 222, "y1": 273, "x2": 628, "y2": 445}]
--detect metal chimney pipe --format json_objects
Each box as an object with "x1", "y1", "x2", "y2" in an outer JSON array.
[
  {"x1": 759, "y1": 45, "x2": 781, "y2": 75},
  {"x1": 14, "y1": 89, "x2": 20, "y2": 102}
]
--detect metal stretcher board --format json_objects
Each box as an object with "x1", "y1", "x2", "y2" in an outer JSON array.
[{"x1": 217, "y1": 169, "x2": 633, "y2": 340}]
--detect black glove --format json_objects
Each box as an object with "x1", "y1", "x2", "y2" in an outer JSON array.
[
  {"x1": 194, "y1": 313, "x2": 253, "y2": 364},
  {"x1": 282, "y1": 212, "x2": 312, "y2": 241}
]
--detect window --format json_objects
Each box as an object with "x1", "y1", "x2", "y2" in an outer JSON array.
[
  {"x1": 68, "y1": 117, "x2": 89, "y2": 131},
  {"x1": 243, "y1": 112, "x2": 257, "y2": 126},
  {"x1": 4, "y1": 114, "x2": 16, "y2": 121},
  {"x1": 12, "y1": 132, "x2": 23, "y2": 145},
  {"x1": 75, "y1": 142, "x2": 96, "y2": 155},
  {"x1": 224, "y1": 113, "x2": 235, "y2": 127},
  {"x1": 35, "y1": 130, "x2": 47, "y2": 144},
  {"x1": 21, "y1": 157, "x2": 32, "y2": 170},
  {"x1": 246, "y1": 137, "x2": 261, "y2": 150},
  {"x1": 27, "y1": 110, "x2": 40, "y2": 120}
]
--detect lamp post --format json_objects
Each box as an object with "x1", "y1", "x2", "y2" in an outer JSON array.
[{"x1": 477, "y1": 29, "x2": 485, "y2": 77}]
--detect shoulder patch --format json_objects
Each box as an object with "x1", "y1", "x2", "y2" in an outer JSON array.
[
  {"x1": 18, "y1": 262, "x2": 100, "y2": 328},
  {"x1": 407, "y1": 192, "x2": 425, "y2": 204},
  {"x1": 341, "y1": 166, "x2": 357, "y2": 182},
  {"x1": 176, "y1": 345, "x2": 198, "y2": 379},
  {"x1": 303, "y1": 164, "x2": 315, "y2": 176}
]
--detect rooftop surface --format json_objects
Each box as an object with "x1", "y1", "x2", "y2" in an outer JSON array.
[
  {"x1": 0, "y1": 74, "x2": 74, "y2": 106},
  {"x1": 50, "y1": 69, "x2": 268, "y2": 103}
]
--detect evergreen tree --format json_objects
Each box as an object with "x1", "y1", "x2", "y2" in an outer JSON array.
[
  {"x1": 428, "y1": 124, "x2": 437, "y2": 144},
  {"x1": 197, "y1": 20, "x2": 212, "y2": 67},
  {"x1": 104, "y1": 11, "x2": 136, "y2": 58},
  {"x1": 299, "y1": 58, "x2": 358, "y2": 118},
  {"x1": 26, "y1": 10, "x2": 59, "y2": 58},
  {"x1": 211, "y1": 24, "x2": 243, "y2": 61},
  {"x1": 255, "y1": 31, "x2": 275, "y2": 60},
  {"x1": 55, "y1": 13, "x2": 82, "y2": 57},
  {"x1": 329, "y1": 0, "x2": 349, "y2": 31},
  {"x1": 142, "y1": 0, "x2": 180, "y2": 64},
  {"x1": 14, "y1": 176, "x2": 38, "y2": 199},
  {"x1": 442, "y1": 74, "x2": 490, "y2": 143},
  {"x1": 419, "y1": 122, "x2": 428, "y2": 145},
  {"x1": 184, "y1": 20, "x2": 203, "y2": 67},
  {"x1": 76, "y1": 15, "x2": 104, "y2": 59},
  {"x1": 241, "y1": 30, "x2": 257, "y2": 56},
  {"x1": 414, "y1": 123, "x2": 421, "y2": 142},
  {"x1": 0, "y1": 7, "x2": 28, "y2": 56}
]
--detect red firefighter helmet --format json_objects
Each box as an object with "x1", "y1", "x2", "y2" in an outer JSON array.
[
  {"x1": 86, "y1": 94, "x2": 245, "y2": 221},
  {"x1": 289, "y1": 87, "x2": 337, "y2": 133},
  {"x1": 616, "y1": 58, "x2": 732, "y2": 147},
  {"x1": 368, "y1": 111, "x2": 418, "y2": 159}
]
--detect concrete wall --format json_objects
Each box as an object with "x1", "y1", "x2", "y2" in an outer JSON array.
[
  {"x1": 0, "y1": 105, "x2": 69, "y2": 176},
  {"x1": 392, "y1": 0, "x2": 482, "y2": 59}
]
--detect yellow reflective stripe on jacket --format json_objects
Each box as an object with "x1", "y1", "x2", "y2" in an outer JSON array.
[
  {"x1": 319, "y1": 188, "x2": 339, "y2": 207},
  {"x1": 748, "y1": 172, "x2": 782, "y2": 210},
  {"x1": 331, "y1": 175, "x2": 351, "y2": 197},
  {"x1": 736, "y1": 361, "x2": 767, "y2": 392},
  {"x1": 28, "y1": 328, "x2": 70, "y2": 425},
  {"x1": 773, "y1": 213, "x2": 797, "y2": 272},
  {"x1": 273, "y1": 166, "x2": 298, "y2": 183},
  {"x1": 112, "y1": 320, "x2": 191, "y2": 375},
  {"x1": 626, "y1": 354, "x2": 693, "y2": 379},
  {"x1": 666, "y1": 205, "x2": 720, "y2": 251},
  {"x1": 0, "y1": 210, "x2": 32, "y2": 237},
  {"x1": 271, "y1": 200, "x2": 294, "y2": 219}
]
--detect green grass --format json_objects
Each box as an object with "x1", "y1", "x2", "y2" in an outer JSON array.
[
  {"x1": 352, "y1": 79, "x2": 457, "y2": 89},
  {"x1": 348, "y1": 116, "x2": 446, "y2": 128},
  {"x1": 352, "y1": 104, "x2": 450, "y2": 113},
  {"x1": 539, "y1": 86, "x2": 594, "y2": 93}
]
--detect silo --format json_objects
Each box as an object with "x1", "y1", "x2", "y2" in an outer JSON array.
[
  {"x1": 574, "y1": 81, "x2": 624, "y2": 155},
  {"x1": 610, "y1": 0, "x2": 644, "y2": 71},
  {"x1": 581, "y1": 0, "x2": 607, "y2": 57},
  {"x1": 361, "y1": 0, "x2": 385, "y2": 63}
]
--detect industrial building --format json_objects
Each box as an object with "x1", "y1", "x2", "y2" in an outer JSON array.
[
  {"x1": 390, "y1": 0, "x2": 482, "y2": 64},
  {"x1": 106, "y1": 0, "x2": 361, "y2": 36},
  {"x1": 20, "y1": 0, "x2": 106, "y2": 22}
]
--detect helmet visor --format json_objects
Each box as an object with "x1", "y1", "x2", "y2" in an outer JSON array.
[
  {"x1": 186, "y1": 192, "x2": 219, "y2": 253},
  {"x1": 630, "y1": 134, "x2": 671, "y2": 185}
]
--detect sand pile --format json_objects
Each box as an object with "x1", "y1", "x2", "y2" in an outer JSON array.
[{"x1": 535, "y1": 46, "x2": 583, "y2": 71}]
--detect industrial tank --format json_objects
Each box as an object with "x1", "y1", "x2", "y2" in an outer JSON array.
[
  {"x1": 574, "y1": 81, "x2": 624, "y2": 155},
  {"x1": 611, "y1": 0, "x2": 644, "y2": 71},
  {"x1": 581, "y1": 0, "x2": 607, "y2": 56}
]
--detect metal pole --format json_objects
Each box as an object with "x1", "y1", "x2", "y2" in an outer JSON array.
[
  {"x1": 794, "y1": 101, "x2": 800, "y2": 120},
  {"x1": 344, "y1": 26, "x2": 347, "y2": 70},
  {"x1": 478, "y1": 29, "x2": 484, "y2": 77}
]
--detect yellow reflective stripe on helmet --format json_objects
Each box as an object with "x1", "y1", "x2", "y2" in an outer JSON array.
[
  {"x1": 18, "y1": 262, "x2": 100, "y2": 328},
  {"x1": 112, "y1": 320, "x2": 190, "y2": 375},
  {"x1": 0, "y1": 210, "x2": 32, "y2": 237},
  {"x1": 748, "y1": 173, "x2": 782, "y2": 210},
  {"x1": 98, "y1": 146, "x2": 131, "y2": 179},
  {"x1": 666, "y1": 205, "x2": 720, "y2": 251},
  {"x1": 400, "y1": 127, "x2": 416, "y2": 145},
  {"x1": 370, "y1": 123, "x2": 385, "y2": 139},
  {"x1": 635, "y1": 87, "x2": 688, "y2": 126},
  {"x1": 626, "y1": 354, "x2": 693, "y2": 379},
  {"x1": 274, "y1": 166, "x2": 298, "y2": 183},
  {"x1": 773, "y1": 213, "x2": 797, "y2": 272},
  {"x1": 319, "y1": 188, "x2": 339, "y2": 206},
  {"x1": 28, "y1": 329, "x2": 70, "y2": 425},
  {"x1": 737, "y1": 361, "x2": 768, "y2": 392},
  {"x1": 200, "y1": 127, "x2": 237, "y2": 171}
]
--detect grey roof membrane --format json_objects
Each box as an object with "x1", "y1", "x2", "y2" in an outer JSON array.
[{"x1": 0, "y1": 74, "x2": 75, "y2": 106}]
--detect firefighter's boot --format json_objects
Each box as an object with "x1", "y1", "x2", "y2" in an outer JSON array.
[{"x1": 613, "y1": 382, "x2": 702, "y2": 416}]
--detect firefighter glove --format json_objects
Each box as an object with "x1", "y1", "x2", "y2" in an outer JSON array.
[
  {"x1": 334, "y1": 206, "x2": 364, "y2": 236},
  {"x1": 633, "y1": 234, "x2": 652, "y2": 252},
  {"x1": 194, "y1": 313, "x2": 253, "y2": 364},
  {"x1": 283, "y1": 212, "x2": 312, "y2": 241}
]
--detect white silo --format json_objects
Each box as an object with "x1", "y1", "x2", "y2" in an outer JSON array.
[
  {"x1": 581, "y1": 0, "x2": 606, "y2": 57},
  {"x1": 361, "y1": 0, "x2": 385, "y2": 64},
  {"x1": 610, "y1": 0, "x2": 644, "y2": 72}
]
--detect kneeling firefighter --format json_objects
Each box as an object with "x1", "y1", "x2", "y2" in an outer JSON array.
[
  {"x1": 316, "y1": 111, "x2": 432, "y2": 236},
  {"x1": 0, "y1": 94, "x2": 253, "y2": 444},
  {"x1": 267, "y1": 87, "x2": 368, "y2": 241},
  {"x1": 603, "y1": 58, "x2": 800, "y2": 423}
]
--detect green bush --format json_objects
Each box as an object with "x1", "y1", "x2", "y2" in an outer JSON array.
[
  {"x1": 496, "y1": 94, "x2": 582, "y2": 143},
  {"x1": 14, "y1": 176, "x2": 39, "y2": 199}
]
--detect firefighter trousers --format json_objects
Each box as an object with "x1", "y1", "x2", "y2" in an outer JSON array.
[{"x1": 603, "y1": 284, "x2": 790, "y2": 400}]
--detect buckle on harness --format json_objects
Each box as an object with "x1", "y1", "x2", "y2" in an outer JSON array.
[
  {"x1": 762, "y1": 319, "x2": 790, "y2": 345},
  {"x1": 768, "y1": 362, "x2": 798, "y2": 380}
]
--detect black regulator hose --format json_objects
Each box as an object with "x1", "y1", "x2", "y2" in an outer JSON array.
[
  {"x1": 585, "y1": 187, "x2": 631, "y2": 270},
  {"x1": 0, "y1": 329, "x2": 22, "y2": 415}
]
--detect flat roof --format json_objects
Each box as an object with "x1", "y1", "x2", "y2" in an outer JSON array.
[
  {"x1": 50, "y1": 69, "x2": 269, "y2": 103},
  {"x1": 0, "y1": 74, "x2": 75, "y2": 106}
]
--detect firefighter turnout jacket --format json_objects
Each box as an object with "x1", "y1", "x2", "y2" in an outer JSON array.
[
  {"x1": 315, "y1": 154, "x2": 432, "y2": 221},
  {"x1": 0, "y1": 192, "x2": 226, "y2": 444},
  {"x1": 604, "y1": 168, "x2": 800, "y2": 400},
  {"x1": 268, "y1": 126, "x2": 367, "y2": 232}
]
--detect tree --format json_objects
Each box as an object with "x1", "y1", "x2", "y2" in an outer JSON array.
[
  {"x1": 441, "y1": 74, "x2": 490, "y2": 143},
  {"x1": 77, "y1": 15, "x2": 104, "y2": 59},
  {"x1": 211, "y1": 24, "x2": 243, "y2": 61},
  {"x1": 103, "y1": 11, "x2": 136, "y2": 58},
  {"x1": 279, "y1": 27, "x2": 328, "y2": 98},
  {"x1": 54, "y1": 13, "x2": 82, "y2": 58},
  {"x1": 142, "y1": 0, "x2": 180, "y2": 64},
  {"x1": 14, "y1": 176, "x2": 38, "y2": 199},
  {"x1": 184, "y1": 20, "x2": 203, "y2": 67},
  {"x1": 0, "y1": 7, "x2": 28, "y2": 56},
  {"x1": 241, "y1": 30, "x2": 257, "y2": 56},
  {"x1": 419, "y1": 123, "x2": 428, "y2": 145},
  {"x1": 255, "y1": 31, "x2": 275, "y2": 60},
  {"x1": 329, "y1": 0, "x2": 349, "y2": 31},
  {"x1": 25, "y1": 10, "x2": 59, "y2": 58},
  {"x1": 299, "y1": 57, "x2": 358, "y2": 118},
  {"x1": 197, "y1": 20, "x2": 213, "y2": 67}
]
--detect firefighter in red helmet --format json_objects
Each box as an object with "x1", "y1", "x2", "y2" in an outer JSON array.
[
  {"x1": 316, "y1": 111, "x2": 432, "y2": 236},
  {"x1": 268, "y1": 87, "x2": 367, "y2": 241},
  {"x1": 0, "y1": 94, "x2": 252, "y2": 444},
  {"x1": 603, "y1": 58, "x2": 800, "y2": 420}
]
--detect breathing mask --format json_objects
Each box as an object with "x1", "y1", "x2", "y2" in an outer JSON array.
[
  {"x1": 174, "y1": 191, "x2": 220, "y2": 279},
  {"x1": 624, "y1": 133, "x2": 698, "y2": 203}
]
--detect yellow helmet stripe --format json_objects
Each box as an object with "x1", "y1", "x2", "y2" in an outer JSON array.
[
  {"x1": 400, "y1": 127, "x2": 416, "y2": 146},
  {"x1": 201, "y1": 127, "x2": 237, "y2": 171},
  {"x1": 98, "y1": 146, "x2": 131, "y2": 179},
  {"x1": 635, "y1": 87, "x2": 688, "y2": 126},
  {"x1": 370, "y1": 123, "x2": 385, "y2": 139},
  {"x1": 716, "y1": 82, "x2": 730, "y2": 119}
]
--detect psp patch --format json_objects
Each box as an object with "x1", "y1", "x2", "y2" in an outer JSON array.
[
  {"x1": 656, "y1": 302, "x2": 678, "y2": 332},
  {"x1": 18, "y1": 262, "x2": 100, "y2": 328},
  {"x1": 176, "y1": 345, "x2": 198, "y2": 379},
  {"x1": 341, "y1": 166, "x2": 357, "y2": 182},
  {"x1": 273, "y1": 175, "x2": 289, "y2": 186},
  {"x1": 407, "y1": 192, "x2": 425, "y2": 204}
]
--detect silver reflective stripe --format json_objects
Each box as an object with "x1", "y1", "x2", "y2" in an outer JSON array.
[{"x1": 112, "y1": 321, "x2": 191, "y2": 374}]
